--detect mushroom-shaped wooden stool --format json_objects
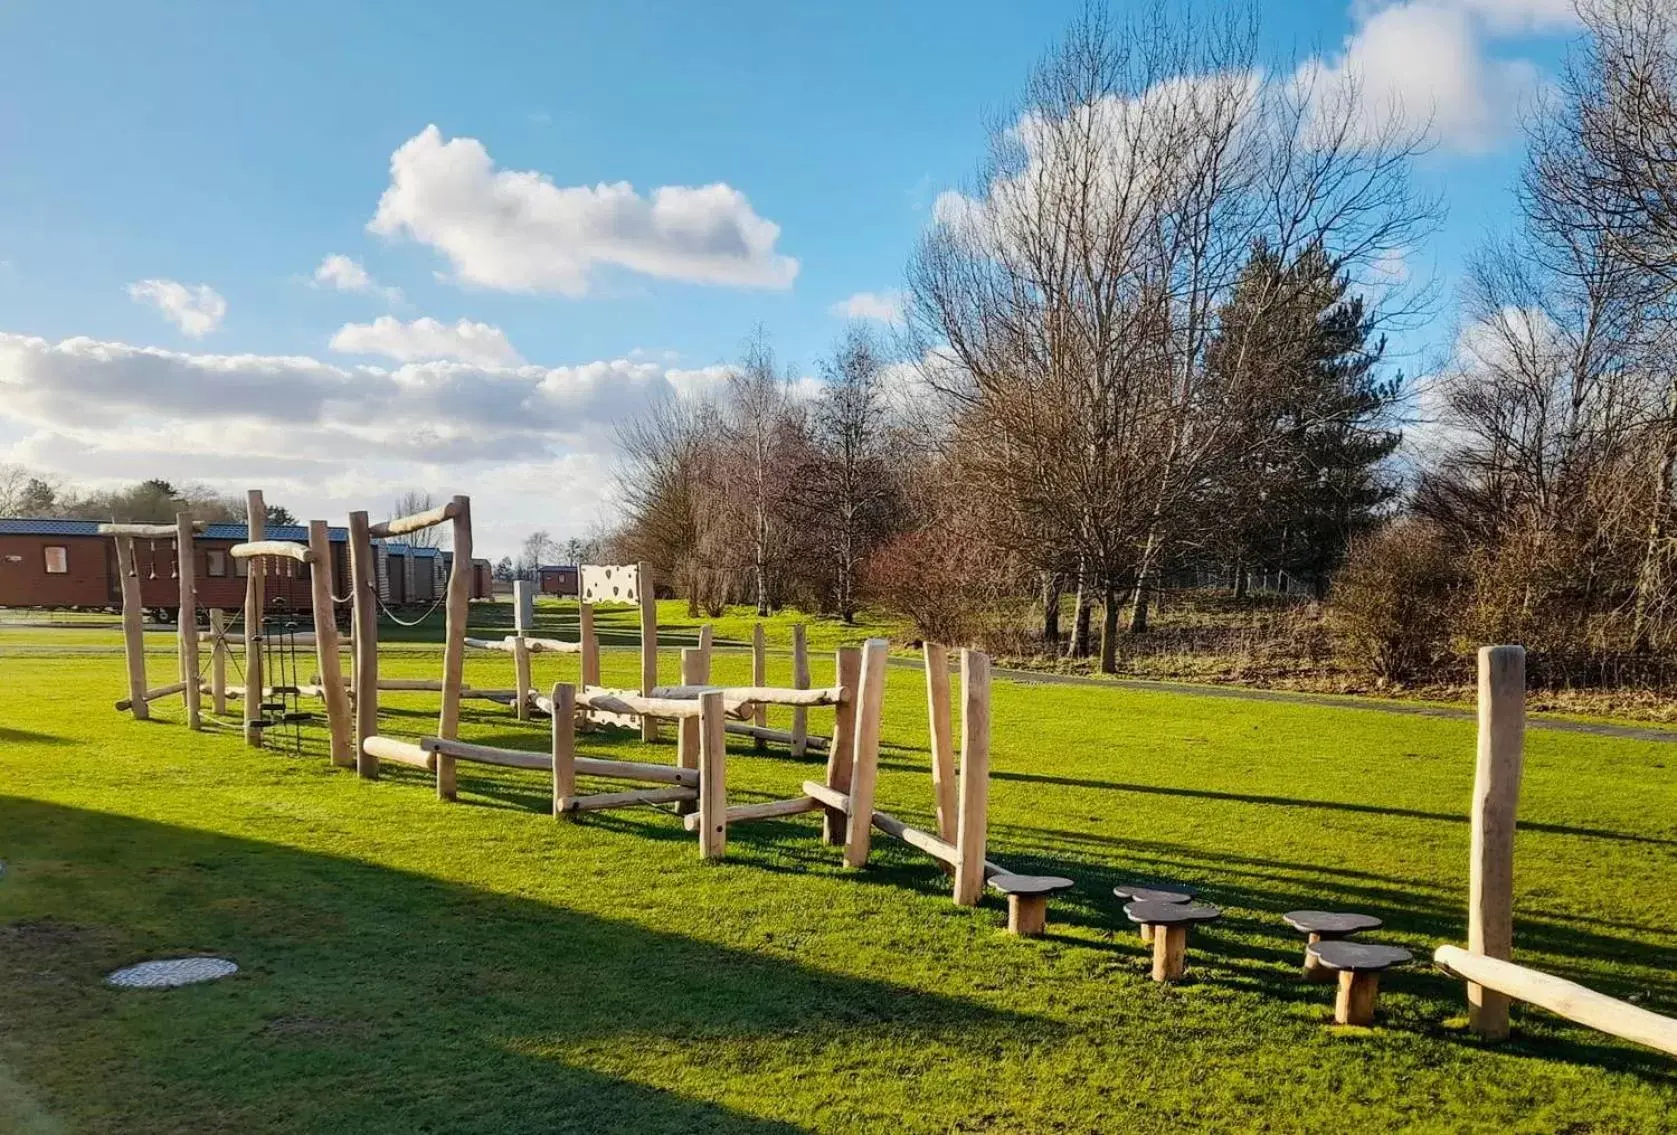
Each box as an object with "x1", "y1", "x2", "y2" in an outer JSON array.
[
  {"x1": 1312, "y1": 941, "x2": 1411, "y2": 1025},
  {"x1": 1113, "y1": 884, "x2": 1194, "y2": 943},
  {"x1": 1282, "y1": 910, "x2": 1383, "y2": 982},
  {"x1": 989, "y1": 874, "x2": 1075, "y2": 937},
  {"x1": 1123, "y1": 900, "x2": 1221, "y2": 982}
]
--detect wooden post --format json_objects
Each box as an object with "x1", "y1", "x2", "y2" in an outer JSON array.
[
  {"x1": 697, "y1": 623, "x2": 713, "y2": 664},
  {"x1": 437, "y1": 495, "x2": 471, "y2": 741},
  {"x1": 638, "y1": 560, "x2": 657, "y2": 742},
  {"x1": 952, "y1": 649, "x2": 991, "y2": 906},
  {"x1": 579, "y1": 602, "x2": 599, "y2": 687},
  {"x1": 551, "y1": 682, "x2": 576, "y2": 818},
  {"x1": 307, "y1": 520, "x2": 354, "y2": 768},
  {"x1": 824, "y1": 647, "x2": 861, "y2": 845},
  {"x1": 209, "y1": 608, "x2": 228, "y2": 715},
  {"x1": 923, "y1": 642, "x2": 957, "y2": 843},
  {"x1": 697, "y1": 689, "x2": 727, "y2": 859},
  {"x1": 1153, "y1": 925, "x2": 1188, "y2": 982},
  {"x1": 1337, "y1": 971, "x2": 1380, "y2": 1027},
  {"x1": 791, "y1": 623, "x2": 810, "y2": 757},
  {"x1": 348, "y1": 510, "x2": 380, "y2": 779},
  {"x1": 751, "y1": 622, "x2": 767, "y2": 748},
  {"x1": 676, "y1": 647, "x2": 708, "y2": 816},
  {"x1": 435, "y1": 747, "x2": 457, "y2": 801},
  {"x1": 114, "y1": 536, "x2": 149, "y2": 721},
  {"x1": 243, "y1": 489, "x2": 265, "y2": 747},
  {"x1": 1009, "y1": 896, "x2": 1048, "y2": 938},
  {"x1": 174, "y1": 512, "x2": 200, "y2": 730},
  {"x1": 513, "y1": 635, "x2": 532, "y2": 722},
  {"x1": 842, "y1": 638, "x2": 890, "y2": 868},
  {"x1": 1468, "y1": 644, "x2": 1526, "y2": 1040}
]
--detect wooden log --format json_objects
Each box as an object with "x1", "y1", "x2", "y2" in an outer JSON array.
[
  {"x1": 1153, "y1": 924, "x2": 1188, "y2": 982},
  {"x1": 723, "y1": 723, "x2": 831, "y2": 750},
  {"x1": 98, "y1": 521, "x2": 206, "y2": 538},
  {"x1": 348, "y1": 509, "x2": 380, "y2": 779},
  {"x1": 1336, "y1": 971, "x2": 1381, "y2": 1027},
  {"x1": 209, "y1": 608, "x2": 228, "y2": 716},
  {"x1": 697, "y1": 689, "x2": 727, "y2": 859},
  {"x1": 437, "y1": 495, "x2": 471, "y2": 743},
  {"x1": 923, "y1": 642, "x2": 957, "y2": 845},
  {"x1": 676, "y1": 647, "x2": 708, "y2": 816},
  {"x1": 1469, "y1": 645, "x2": 1526, "y2": 1040},
  {"x1": 842, "y1": 639, "x2": 890, "y2": 868},
  {"x1": 561, "y1": 786, "x2": 696, "y2": 813},
  {"x1": 1008, "y1": 895, "x2": 1048, "y2": 938},
  {"x1": 361, "y1": 735, "x2": 432, "y2": 770},
  {"x1": 524, "y1": 636, "x2": 580, "y2": 654},
  {"x1": 551, "y1": 683, "x2": 576, "y2": 819},
  {"x1": 577, "y1": 689, "x2": 703, "y2": 719},
  {"x1": 420, "y1": 737, "x2": 547, "y2": 770},
  {"x1": 638, "y1": 561, "x2": 658, "y2": 743},
  {"x1": 229, "y1": 540, "x2": 312, "y2": 563},
  {"x1": 199, "y1": 631, "x2": 332, "y2": 647},
  {"x1": 417, "y1": 736, "x2": 696, "y2": 786},
  {"x1": 175, "y1": 512, "x2": 201, "y2": 730},
  {"x1": 1434, "y1": 944, "x2": 1677, "y2": 1056},
  {"x1": 802, "y1": 780, "x2": 851, "y2": 815},
  {"x1": 871, "y1": 809, "x2": 958, "y2": 867},
  {"x1": 368, "y1": 500, "x2": 460, "y2": 538},
  {"x1": 751, "y1": 623, "x2": 767, "y2": 747},
  {"x1": 824, "y1": 647, "x2": 861, "y2": 845},
  {"x1": 307, "y1": 520, "x2": 353, "y2": 768},
  {"x1": 953, "y1": 649, "x2": 991, "y2": 906},
  {"x1": 113, "y1": 536, "x2": 149, "y2": 721},
  {"x1": 791, "y1": 623, "x2": 810, "y2": 757},
  {"x1": 579, "y1": 603, "x2": 600, "y2": 688},
  {"x1": 652, "y1": 684, "x2": 847, "y2": 708},
  {"x1": 242, "y1": 489, "x2": 266, "y2": 748},
  {"x1": 513, "y1": 635, "x2": 532, "y2": 722},
  {"x1": 114, "y1": 680, "x2": 191, "y2": 710},
  {"x1": 682, "y1": 795, "x2": 820, "y2": 830}
]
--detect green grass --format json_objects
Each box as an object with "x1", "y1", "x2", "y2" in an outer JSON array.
[{"x1": 0, "y1": 635, "x2": 1674, "y2": 1132}]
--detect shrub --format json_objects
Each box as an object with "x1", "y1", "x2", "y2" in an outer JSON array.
[
  {"x1": 861, "y1": 526, "x2": 1010, "y2": 646},
  {"x1": 1332, "y1": 520, "x2": 1464, "y2": 683}
]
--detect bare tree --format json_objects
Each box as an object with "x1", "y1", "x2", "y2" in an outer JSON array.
[
  {"x1": 390, "y1": 490, "x2": 443, "y2": 548},
  {"x1": 720, "y1": 332, "x2": 806, "y2": 616}
]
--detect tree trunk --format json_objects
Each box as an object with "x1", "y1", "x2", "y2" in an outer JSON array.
[
  {"x1": 1070, "y1": 570, "x2": 1093, "y2": 658},
  {"x1": 1233, "y1": 560, "x2": 1248, "y2": 600},
  {"x1": 1041, "y1": 573, "x2": 1062, "y2": 647},
  {"x1": 1099, "y1": 583, "x2": 1120, "y2": 674}
]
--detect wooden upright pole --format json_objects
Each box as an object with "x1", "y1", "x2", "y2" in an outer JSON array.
[
  {"x1": 209, "y1": 608, "x2": 228, "y2": 715},
  {"x1": 842, "y1": 638, "x2": 890, "y2": 868},
  {"x1": 923, "y1": 642, "x2": 957, "y2": 843},
  {"x1": 307, "y1": 520, "x2": 354, "y2": 768},
  {"x1": 513, "y1": 579, "x2": 532, "y2": 721},
  {"x1": 437, "y1": 495, "x2": 472, "y2": 742},
  {"x1": 113, "y1": 536, "x2": 149, "y2": 720},
  {"x1": 551, "y1": 682, "x2": 576, "y2": 818},
  {"x1": 791, "y1": 623, "x2": 810, "y2": 757},
  {"x1": 175, "y1": 512, "x2": 200, "y2": 730},
  {"x1": 638, "y1": 561, "x2": 658, "y2": 742},
  {"x1": 697, "y1": 689, "x2": 727, "y2": 859},
  {"x1": 242, "y1": 489, "x2": 266, "y2": 747},
  {"x1": 751, "y1": 623, "x2": 767, "y2": 749},
  {"x1": 953, "y1": 649, "x2": 992, "y2": 906},
  {"x1": 823, "y1": 647, "x2": 861, "y2": 845},
  {"x1": 347, "y1": 510, "x2": 380, "y2": 778},
  {"x1": 1468, "y1": 644, "x2": 1526, "y2": 1040},
  {"x1": 579, "y1": 602, "x2": 600, "y2": 687},
  {"x1": 676, "y1": 646, "x2": 708, "y2": 816}
]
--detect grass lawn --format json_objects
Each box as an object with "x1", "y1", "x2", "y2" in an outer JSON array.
[{"x1": 0, "y1": 623, "x2": 1674, "y2": 1132}]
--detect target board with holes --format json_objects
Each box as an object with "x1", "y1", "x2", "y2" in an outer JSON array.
[{"x1": 579, "y1": 564, "x2": 642, "y2": 605}]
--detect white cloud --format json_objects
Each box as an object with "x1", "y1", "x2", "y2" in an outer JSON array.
[
  {"x1": 1354, "y1": 0, "x2": 1579, "y2": 35},
  {"x1": 830, "y1": 290, "x2": 905, "y2": 324},
  {"x1": 311, "y1": 254, "x2": 403, "y2": 304},
  {"x1": 126, "y1": 279, "x2": 227, "y2": 338},
  {"x1": 330, "y1": 315, "x2": 523, "y2": 367},
  {"x1": 368, "y1": 125, "x2": 799, "y2": 296}
]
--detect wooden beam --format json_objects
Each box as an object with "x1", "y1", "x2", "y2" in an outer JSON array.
[
  {"x1": 307, "y1": 520, "x2": 353, "y2": 768},
  {"x1": 98, "y1": 521, "x2": 206, "y2": 538},
  {"x1": 638, "y1": 561, "x2": 658, "y2": 743},
  {"x1": 209, "y1": 608, "x2": 228, "y2": 716},
  {"x1": 361, "y1": 735, "x2": 432, "y2": 770},
  {"x1": 114, "y1": 680, "x2": 191, "y2": 710},
  {"x1": 652, "y1": 684, "x2": 847, "y2": 707},
  {"x1": 723, "y1": 722, "x2": 831, "y2": 750},
  {"x1": 113, "y1": 536, "x2": 149, "y2": 721},
  {"x1": 1436, "y1": 945, "x2": 1677, "y2": 1056},
  {"x1": 872, "y1": 809, "x2": 958, "y2": 867},
  {"x1": 923, "y1": 642, "x2": 956, "y2": 844},
  {"x1": 367, "y1": 500, "x2": 459, "y2": 538},
  {"x1": 561, "y1": 786, "x2": 696, "y2": 813},
  {"x1": 229, "y1": 540, "x2": 312, "y2": 563},
  {"x1": 676, "y1": 647, "x2": 708, "y2": 816},
  {"x1": 577, "y1": 688, "x2": 704, "y2": 719},
  {"x1": 751, "y1": 623, "x2": 767, "y2": 747},
  {"x1": 551, "y1": 683, "x2": 576, "y2": 819},
  {"x1": 953, "y1": 649, "x2": 991, "y2": 906},
  {"x1": 683, "y1": 796, "x2": 819, "y2": 831},
  {"x1": 823, "y1": 646, "x2": 861, "y2": 845},
  {"x1": 579, "y1": 603, "x2": 600, "y2": 688},
  {"x1": 697, "y1": 689, "x2": 727, "y2": 859},
  {"x1": 791, "y1": 623, "x2": 809, "y2": 757},
  {"x1": 437, "y1": 495, "x2": 472, "y2": 745},
  {"x1": 801, "y1": 779, "x2": 851, "y2": 815},
  {"x1": 347, "y1": 509, "x2": 380, "y2": 779},
  {"x1": 242, "y1": 489, "x2": 266, "y2": 748},
  {"x1": 842, "y1": 639, "x2": 890, "y2": 868},
  {"x1": 513, "y1": 635, "x2": 532, "y2": 723},
  {"x1": 175, "y1": 512, "x2": 200, "y2": 730},
  {"x1": 1469, "y1": 644, "x2": 1525, "y2": 1040}
]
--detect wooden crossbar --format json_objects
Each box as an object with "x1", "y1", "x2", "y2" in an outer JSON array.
[
  {"x1": 114, "y1": 680, "x2": 191, "y2": 711},
  {"x1": 575, "y1": 688, "x2": 704, "y2": 720},
  {"x1": 230, "y1": 540, "x2": 312, "y2": 563},
  {"x1": 651, "y1": 684, "x2": 848, "y2": 707},
  {"x1": 464, "y1": 635, "x2": 582, "y2": 654},
  {"x1": 560, "y1": 786, "x2": 696, "y2": 813},
  {"x1": 98, "y1": 522, "x2": 206, "y2": 537},
  {"x1": 361, "y1": 736, "x2": 433, "y2": 770},
  {"x1": 419, "y1": 736, "x2": 697, "y2": 786},
  {"x1": 802, "y1": 780, "x2": 851, "y2": 814},
  {"x1": 368, "y1": 501, "x2": 460, "y2": 538},
  {"x1": 726, "y1": 723, "x2": 830, "y2": 751},
  {"x1": 681, "y1": 796, "x2": 820, "y2": 831}
]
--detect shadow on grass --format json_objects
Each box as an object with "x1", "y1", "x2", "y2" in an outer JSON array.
[
  {"x1": 0, "y1": 727, "x2": 73, "y2": 745},
  {"x1": 0, "y1": 797, "x2": 1050, "y2": 1134}
]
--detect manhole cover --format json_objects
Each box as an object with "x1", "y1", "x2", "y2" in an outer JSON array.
[{"x1": 105, "y1": 957, "x2": 238, "y2": 989}]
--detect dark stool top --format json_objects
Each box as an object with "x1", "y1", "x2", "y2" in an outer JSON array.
[
  {"x1": 1112, "y1": 884, "x2": 1194, "y2": 904},
  {"x1": 1282, "y1": 911, "x2": 1383, "y2": 938},
  {"x1": 1123, "y1": 900, "x2": 1221, "y2": 926},
  {"x1": 988, "y1": 873, "x2": 1075, "y2": 897},
  {"x1": 1312, "y1": 941, "x2": 1412, "y2": 973}
]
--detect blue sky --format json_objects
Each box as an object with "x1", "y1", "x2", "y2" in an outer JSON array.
[{"x1": 0, "y1": 0, "x2": 1581, "y2": 556}]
